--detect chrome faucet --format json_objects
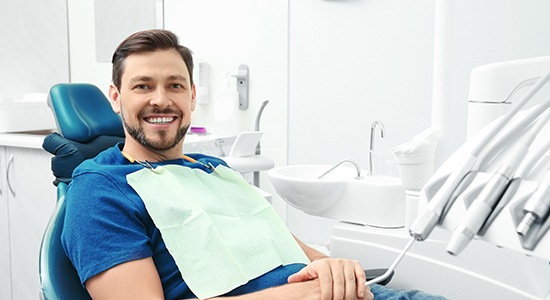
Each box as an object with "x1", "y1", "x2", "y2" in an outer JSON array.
[
  {"x1": 318, "y1": 159, "x2": 363, "y2": 180},
  {"x1": 368, "y1": 120, "x2": 385, "y2": 176}
]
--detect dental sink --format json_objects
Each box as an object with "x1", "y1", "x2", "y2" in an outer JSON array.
[{"x1": 268, "y1": 164, "x2": 406, "y2": 228}]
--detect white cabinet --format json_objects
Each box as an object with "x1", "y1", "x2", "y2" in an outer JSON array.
[
  {"x1": 0, "y1": 147, "x2": 11, "y2": 299},
  {"x1": 0, "y1": 137, "x2": 56, "y2": 300}
]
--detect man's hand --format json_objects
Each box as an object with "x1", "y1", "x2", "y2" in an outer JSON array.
[{"x1": 287, "y1": 258, "x2": 372, "y2": 300}]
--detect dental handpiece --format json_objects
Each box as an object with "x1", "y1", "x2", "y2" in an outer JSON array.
[
  {"x1": 446, "y1": 165, "x2": 514, "y2": 256},
  {"x1": 409, "y1": 154, "x2": 477, "y2": 241},
  {"x1": 516, "y1": 170, "x2": 550, "y2": 236}
]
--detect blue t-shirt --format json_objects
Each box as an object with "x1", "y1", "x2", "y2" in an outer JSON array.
[{"x1": 61, "y1": 144, "x2": 306, "y2": 299}]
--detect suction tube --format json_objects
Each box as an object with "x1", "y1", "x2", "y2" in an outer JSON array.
[{"x1": 365, "y1": 238, "x2": 415, "y2": 286}]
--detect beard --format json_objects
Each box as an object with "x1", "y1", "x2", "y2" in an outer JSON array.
[{"x1": 121, "y1": 108, "x2": 189, "y2": 152}]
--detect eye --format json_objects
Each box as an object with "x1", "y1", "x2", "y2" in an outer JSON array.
[
  {"x1": 170, "y1": 83, "x2": 184, "y2": 89},
  {"x1": 135, "y1": 84, "x2": 150, "y2": 90}
]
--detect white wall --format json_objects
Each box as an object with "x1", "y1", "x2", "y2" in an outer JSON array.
[
  {"x1": 67, "y1": 0, "x2": 162, "y2": 94},
  {"x1": 0, "y1": 0, "x2": 69, "y2": 100}
]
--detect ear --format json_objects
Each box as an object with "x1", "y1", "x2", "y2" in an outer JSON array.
[
  {"x1": 109, "y1": 83, "x2": 122, "y2": 114},
  {"x1": 190, "y1": 84, "x2": 197, "y2": 112}
]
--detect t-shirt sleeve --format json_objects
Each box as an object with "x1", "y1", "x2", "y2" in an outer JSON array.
[{"x1": 61, "y1": 172, "x2": 153, "y2": 285}]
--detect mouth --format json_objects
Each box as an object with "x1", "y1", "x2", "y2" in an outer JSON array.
[{"x1": 144, "y1": 116, "x2": 176, "y2": 125}]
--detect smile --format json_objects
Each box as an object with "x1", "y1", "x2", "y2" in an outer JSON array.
[{"x1": 145, "y1": 116, "x2": 175, "y2": 124}]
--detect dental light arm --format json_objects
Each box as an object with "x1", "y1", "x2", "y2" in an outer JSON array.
[{"x1": 410, "y1": 57, "x2": 550, "y2": 242}]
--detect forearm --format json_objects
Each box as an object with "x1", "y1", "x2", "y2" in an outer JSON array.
[
  {"x1": 214, "y1": 281, "x2": 320, "y2": 300},
  {"x1": 294, "y1": 236, "x2": 329, "y2": 261}
]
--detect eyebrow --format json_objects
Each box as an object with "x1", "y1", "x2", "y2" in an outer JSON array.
[
  {"x1": 129, "y1": 76, "x2": 153, "y2": 85},
  {"x1": 167, "y1": 74, "x2": 189, "y2": 83},
  {"x1": 129, "y1": 75, "x2": 188, "y2": 85}
]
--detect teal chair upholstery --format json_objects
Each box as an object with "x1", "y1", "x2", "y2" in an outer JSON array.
[
  {"x1": 39, "y1": 182, "x2": 92, "y2": 300},
  {"x1": 48, "y1": 83, "x2": 124, "y2": 143},
  {"x1": 39, "y1": 83, "x2": 125, "y2": 300}
]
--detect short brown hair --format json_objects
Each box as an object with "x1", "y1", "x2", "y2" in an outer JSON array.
[{"x1": 111, "y1": 29, "x2": 194, "y2": 89}]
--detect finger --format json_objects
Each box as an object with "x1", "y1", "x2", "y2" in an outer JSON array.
[
  {"x1": 364, "y1": 285, "x2": 374, "y2": 300},
  {"x1": 315, "y1": 261, "x2": 335, "y2": 300},
  {"x1": 354, "y1": 262, "x2": 367, "y2": 298},
  {"x1": 331, "y1": 267, "x2": 344, "y2": 300},
  {"x1": 287, "y1": 265, "x2": 318, "y2": 283},
  {"x1": 342, "y1": 261, "x2": 358, "y2": 300}
]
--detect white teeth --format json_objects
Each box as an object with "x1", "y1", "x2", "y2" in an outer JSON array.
[{"x1": 146, "y1": 117, "x2": 174, "y2": 124}]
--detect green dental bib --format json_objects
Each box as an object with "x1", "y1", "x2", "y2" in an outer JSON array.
[{"x1": 126, "y1": 164, "x2": 309, "y2": 299}]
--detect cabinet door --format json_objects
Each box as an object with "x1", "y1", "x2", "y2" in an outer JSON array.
[
  {"x1": 6, "y1": 147, "x2": 56, "y2": 300},
  {"x1": 0, "y1": 147, "x2": 11, "y2": 299}
]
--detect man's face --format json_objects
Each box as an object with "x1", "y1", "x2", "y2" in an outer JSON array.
[{"x1": 110, "y1": 49, "x2": 196, "y2": 152}]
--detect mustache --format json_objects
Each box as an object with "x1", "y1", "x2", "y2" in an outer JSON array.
[{"x1": 138, "y1": 107, "x2": 182, "y2": 117}]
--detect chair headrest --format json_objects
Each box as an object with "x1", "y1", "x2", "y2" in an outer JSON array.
[
  {"x1": 48, "y1": 83, "x2": 125, "y2": 143},
  {"x1": 43, "y1": 132, "x2": 124, "y2": 186}
]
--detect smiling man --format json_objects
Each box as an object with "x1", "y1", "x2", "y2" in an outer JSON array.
[{"x1": 61, "y1": 30, "x2": 372, "y2": 300}]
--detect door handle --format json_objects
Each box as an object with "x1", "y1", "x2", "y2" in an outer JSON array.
[{"x1": 6, "y1": 154, "x2": 15, "y2": 197}]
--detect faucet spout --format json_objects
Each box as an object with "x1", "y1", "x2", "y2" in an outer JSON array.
[
  {"x1": 369, "y1": 120, "x2": 385, "y2": 176},
  {"x1": 318, "y1": 159, "x2": 362, "y2": 180}
]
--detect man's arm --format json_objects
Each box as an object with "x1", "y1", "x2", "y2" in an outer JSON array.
[
  {"x1": 84, "y1": 236, "x2": 371, "y2": 300},
  {"x1": 85, "y1": 257, "x2": 164, "y2": 300},
  {"x1": 85, "y1": 256, "x2": 372, "y2": 300}
]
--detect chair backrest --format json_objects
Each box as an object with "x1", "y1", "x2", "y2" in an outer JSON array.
[
  {"x1": 40, "y1": 83, "x2": 125, "y2": 300},
  {"x1": 39, "y1": 183, "x2": 92, "y2": 300}
]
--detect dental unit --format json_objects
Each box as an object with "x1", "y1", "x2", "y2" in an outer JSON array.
[{"x1": 364, "y1": 56, "x2": 550, "y2": 288}]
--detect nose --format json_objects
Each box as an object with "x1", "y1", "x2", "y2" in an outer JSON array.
[{"x1": 149, "y1": 87, "x2": 172, "y2": 108}]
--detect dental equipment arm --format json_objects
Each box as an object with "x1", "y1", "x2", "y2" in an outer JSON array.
[{"x1": 409, "y1": 62, "x2": 550, "y2": 242}]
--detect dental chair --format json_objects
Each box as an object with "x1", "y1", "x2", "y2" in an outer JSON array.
[
  {"x1": 38, "y1": 83, "x2": 392, "y2": 300},
  {"x1": 39, "y1": 83, "x2": 124, "y2": 300}
]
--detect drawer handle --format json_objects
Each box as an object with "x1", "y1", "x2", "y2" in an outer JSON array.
[{"x1": 6, "y1": 154, "x2": 15, "y2": 197}]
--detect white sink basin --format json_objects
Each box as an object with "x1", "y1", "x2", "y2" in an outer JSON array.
[{"x1": 268, "y1": 164, "x2": 406, "y2": 228}]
